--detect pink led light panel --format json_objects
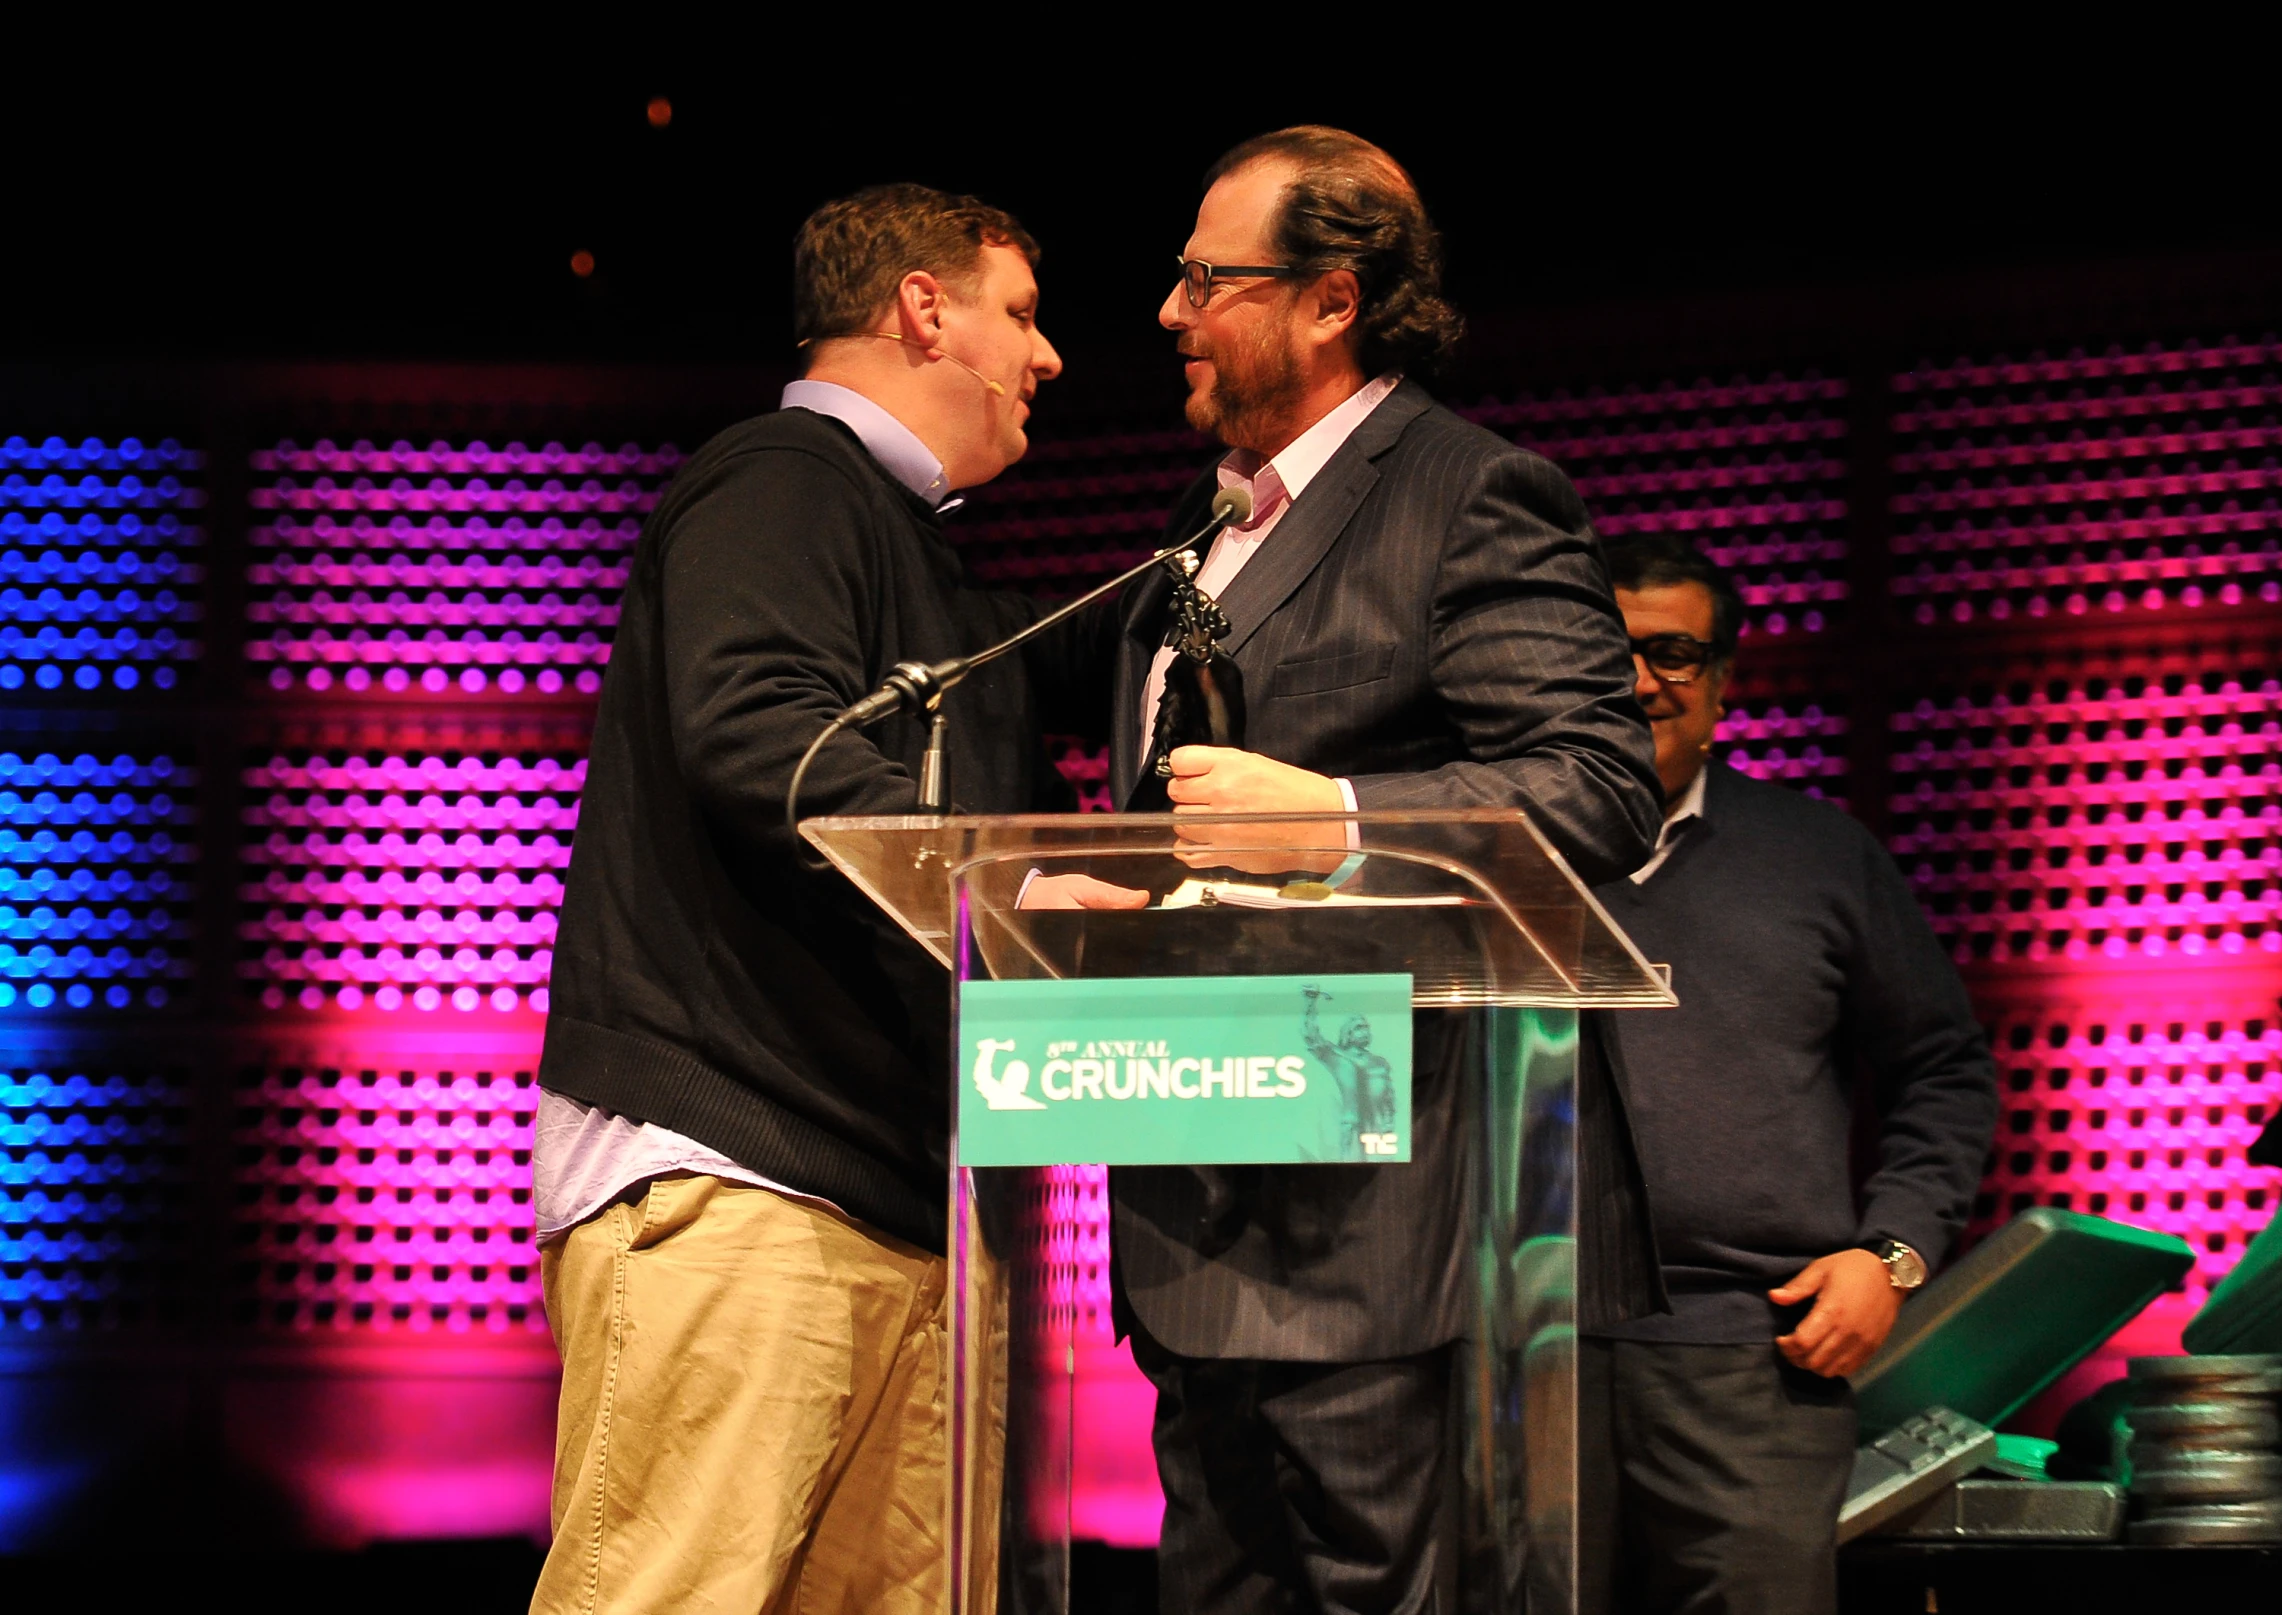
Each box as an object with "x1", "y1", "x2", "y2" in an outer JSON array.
[
  {"x1": 226, "y1": 1371, "x2": 557, "y2": 1547},
  {"x1": 1970, "y1": 998, "x2": 2279, "y2": 1310},
  {"x1": 1016, "y1": 1164, "x2": 1161, "y2": 1545},
  {"x1": 1469, "y1": 371, "x2": 1850, "y2": 638},
  {"x1": 1892, "y1": 668, "x2": 2281, "y2": 964},
  {"x1": 233, "y1": 1059, "x2": 544, "y2": 1333},
  {"x1": 1892, "y1": 336, "x2": 2282, "y2": 624},
  {"x1": 247, "y1": 439, "x2": 679, "y2": 695},
  {"x1": 1715, "y1": 698, "x2": 1848, "y2": 805},
  {"x1": 241, "y1": 751, "x2": 580, "y2": 1011}
]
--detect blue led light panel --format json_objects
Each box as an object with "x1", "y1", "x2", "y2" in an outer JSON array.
[
  {"x1": 0, "y1": 750, "x2": 197, "y2": 1011},
  {"x1": 0, "y1": 1063, "x2": 191, "y2": 1331},
  {"x1": 0, "y1": 437, "x2": 205, "y2": 693}
]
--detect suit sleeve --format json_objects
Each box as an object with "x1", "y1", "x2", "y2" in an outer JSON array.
[
  {"x1": 1843, "y1": 825, "x2": 2001, "y2": 1267},
  {"x1": 1343, "y1": 449, "x2": 1663, "y2": 885},
  {"x1": 659, "y1": 448, "x2": 919, "y2": 857}
]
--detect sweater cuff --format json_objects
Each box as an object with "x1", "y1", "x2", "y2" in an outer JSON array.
[{"x1": 1854, "y1": 1204, "x2": 1954, "y2": 1271}]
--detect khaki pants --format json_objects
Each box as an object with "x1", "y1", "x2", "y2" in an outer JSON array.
[{"x1": 532, "y1": 1174, "x2": 992, "y2": 1615}]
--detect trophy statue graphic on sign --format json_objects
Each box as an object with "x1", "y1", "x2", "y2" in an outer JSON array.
[{"x1": 1303, "y1": 985, "x2": 1399, "y2": 1157}]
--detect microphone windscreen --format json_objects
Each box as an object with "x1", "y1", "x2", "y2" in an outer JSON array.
[{"x1": 1210, "y1": 486, "x2": 1253, "y2": 525}]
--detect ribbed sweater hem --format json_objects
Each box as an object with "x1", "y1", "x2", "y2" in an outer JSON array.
[
  {"x1": 1582, "y1": 1283, "x2": 1802, "y2": 1344},
  {"x1": 536, "y1": 1015, "x2": 945, "y2": 1254}
]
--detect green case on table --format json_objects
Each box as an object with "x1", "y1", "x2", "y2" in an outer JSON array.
[
  {"x1": 1854, "y1": 1208, "x2": 2195, "y2": 1437},
  {"x1": 2184, "y1": 1212, "x2": 2282, "y2": 1355}
]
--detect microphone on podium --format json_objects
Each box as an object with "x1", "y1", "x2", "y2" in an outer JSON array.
[
  {"x1": 788, "y1": 486, "x2": 1254, "y2": 846},
  {"x1": 838, "y1": 485, "x2": 1252, "y2": 727}
]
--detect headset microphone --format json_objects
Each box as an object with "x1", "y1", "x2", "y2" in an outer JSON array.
[
  {"x1": 933, "y1": 348, "x2": 1006, "y2": 397},
  {"x1": 797, "y1": 331, "x2": 1005, "y2": 394}
]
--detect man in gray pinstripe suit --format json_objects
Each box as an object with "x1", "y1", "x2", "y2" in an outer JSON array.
[{"x1": 1107, "y1": 127, "x2": 1665, "y2": 1613}]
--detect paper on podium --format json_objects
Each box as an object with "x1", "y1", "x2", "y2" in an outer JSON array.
[{"x1": 1158, "y1": 874, "x2": 1471, "y2": 910}]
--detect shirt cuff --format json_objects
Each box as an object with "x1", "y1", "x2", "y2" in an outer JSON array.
[
  {"x1": 1015, "y1": 867, "x2": 1043, "y2": 908},
  {"x1": 1327, "y1": 779, "x2": 1366, "y2": 888}
]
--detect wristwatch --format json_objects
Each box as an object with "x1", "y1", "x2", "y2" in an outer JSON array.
[{"x1": 1865, "y1": 1239, "x2": 1928, "y2": 1290}]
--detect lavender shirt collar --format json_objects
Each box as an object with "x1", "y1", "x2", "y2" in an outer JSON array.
[{"x1": 780, "y1": 379, "x2": 958, "y2": 510}]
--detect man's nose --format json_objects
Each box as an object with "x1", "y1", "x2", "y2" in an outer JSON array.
[
  {"x1": 1631, "y1": 654, "x2": 1662, "y2": 703},
  {"x1": 1032, "y1": 329, "x2": 1064, "y2": 381},
  {"x1": 1160, "y1": 282, "x2": 1193, "y2": 331}
]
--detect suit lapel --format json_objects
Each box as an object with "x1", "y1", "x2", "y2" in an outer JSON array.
[
  {"x1": 1213, "y1": 381, "x2": 1432, "y2": 658},
  {"x1": 1113, "y1": 382, "x2": 1432, "y2": 799}
]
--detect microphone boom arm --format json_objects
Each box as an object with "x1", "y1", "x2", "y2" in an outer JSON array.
[
  {"x1": 788, "y1": 486, "x2": 1252, "y2": 859},
  {"x1": 836, "y1": 486, "x2": 1253, "y2": 728}
]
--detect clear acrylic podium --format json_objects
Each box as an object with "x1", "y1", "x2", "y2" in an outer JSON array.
[{"x1": 803, "y1": 809, "x2": 1674, "y2": 1614}]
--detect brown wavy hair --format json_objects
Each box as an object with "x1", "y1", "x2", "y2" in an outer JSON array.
[
  {"x1": 793, "y1": 184, "x2": 1038, "y2": 358},
  {"x1": 1205, "y1": 127, "x2": 1464, "y2": 381}
]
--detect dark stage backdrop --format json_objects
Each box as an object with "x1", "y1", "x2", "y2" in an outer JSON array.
[{"x1": 0, "y1": 249, "x2": 2278, "y2": 1552}]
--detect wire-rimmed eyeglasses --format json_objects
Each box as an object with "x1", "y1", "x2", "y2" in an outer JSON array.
[
  {"x1": 1176, "y1": 256, "x2": 1301, "y2": 309},
  {"x1": 1630, "y1": 633, "x2": 1721, "y2": 684}
]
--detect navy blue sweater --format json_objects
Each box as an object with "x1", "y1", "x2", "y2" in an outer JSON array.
[
  {"x1": 1589, "y1": 762, "x2": 1999, "y2": 1343},
  {"x1": 540, "y1": 410, "x2": 1103, "y2": 1253}
]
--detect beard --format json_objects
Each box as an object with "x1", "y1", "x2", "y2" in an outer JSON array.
[{"x1": 1183, "y1": 317, "x2": 1308, "y2": 451}]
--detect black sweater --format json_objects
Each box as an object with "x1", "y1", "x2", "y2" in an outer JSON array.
[
  {"x1": 1589, "y1": 762, "x2": 1999, "y2": 1343},
  {"x1": 539, "y1": 409, "x2": 1098, "y2": 1252}
]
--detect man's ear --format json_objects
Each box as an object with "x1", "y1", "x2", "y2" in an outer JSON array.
[
  {"x1": 1308, "y1": 268, "x2": 1362, "y2": 349},
  {"x1": 894, "y1": 271, "x2": 950, "y2": 348}
]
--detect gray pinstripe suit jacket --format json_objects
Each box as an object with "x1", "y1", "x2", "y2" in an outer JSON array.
[{"x1": 1109, "y1": 380, "x2": 1668, "y2": 1362}]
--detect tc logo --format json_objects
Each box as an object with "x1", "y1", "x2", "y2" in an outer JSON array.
[
  {"x1": 1359, "y1": 1132, "x2": 1400, "y2": 1156},
  {"x1": 971, "y1": 1038, "x2": 1046, "y2": 1111}
]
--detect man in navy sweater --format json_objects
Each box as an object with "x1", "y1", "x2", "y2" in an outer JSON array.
[
  {"x1": 533, "y1": 185, "x2": 1080, "y2": 1614},
  {"x1": 1579, "y1": 536, "x2": 1998, "y2": 1615}
]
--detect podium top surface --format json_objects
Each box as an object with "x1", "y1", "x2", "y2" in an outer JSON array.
[{"x1": 802, "y1": 808, "x2": 1676, "y2": 1010}]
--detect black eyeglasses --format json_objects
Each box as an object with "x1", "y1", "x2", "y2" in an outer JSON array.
[
  {"x1": 1629, "y1": 633, "x2": 1721, "y2": 683},
  {"x1": 1176, "y1": 256, "x2": 1301, "y2": 309}
]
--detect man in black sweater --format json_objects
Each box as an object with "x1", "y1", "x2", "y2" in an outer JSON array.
[
  {"x1": 1578, "y1": 536, "x2": 1998, "y2": 1615},
  {"x1": 529, "y1": 185, "x2": 1085, "y2": 1614}
]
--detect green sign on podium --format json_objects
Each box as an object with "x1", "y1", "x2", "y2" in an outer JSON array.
[{"x1": 958, "y1": 972, "x2": 1415, "y2": 1166}]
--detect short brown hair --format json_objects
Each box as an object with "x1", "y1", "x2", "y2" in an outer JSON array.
[
  {"x1": 1205, "y1": 127, "x2": 1464, "y2": 380},
  {"x1": 792, "y1": 183, "x2": 1040, "y2": 356}
]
